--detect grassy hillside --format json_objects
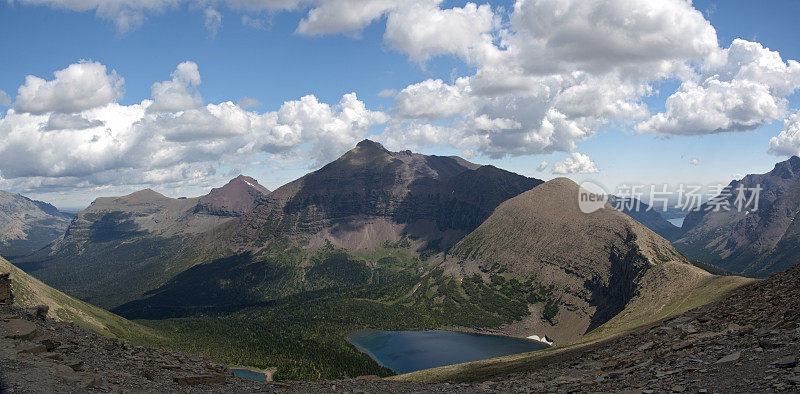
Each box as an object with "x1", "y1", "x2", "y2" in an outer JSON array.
[{"x1": 0, "y1": 256, "x2": 159, "y2": 343}]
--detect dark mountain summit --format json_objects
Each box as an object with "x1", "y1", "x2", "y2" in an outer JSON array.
[
  {"x1": 675, "y1": 156, "x2": 800, "y2": 277},
  {"x1": 221, "y1": 139, "x2": 542, "y2": 251},
  {"x1": 196, "y1": 175, "x2": 270, "y2": 216}
]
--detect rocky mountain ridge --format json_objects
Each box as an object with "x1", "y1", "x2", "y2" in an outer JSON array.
[
  {"x1": 0, "y1": 190, "x2": 71, "y2": 259},
  {"x1": 675, "y1": 155, "x2": 800, "y2": 277},
  {"x1": 216, "y1": 139, "x2": 542, "y2": 252},
  {"x1": 18, "y1": 141, "x2": 542, "y2": 311},
  {"x1": 14, "y1": 175, "x2": 271, "y2": 309}
]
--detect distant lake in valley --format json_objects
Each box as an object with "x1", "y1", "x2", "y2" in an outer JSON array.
[
  {"x1": 347, "y1": 329, "x2": 549, "y2": 374},
  {"x1": 231, "y1": 368, "x2": 266, "y2": 381},
  {"x1": 667, "y1": 217, "x2": 685, "y2": 227}
]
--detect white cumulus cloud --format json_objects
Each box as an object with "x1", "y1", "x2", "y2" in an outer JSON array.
[
  {"x1": 768, "y1": 112, "x2": 800, "y2": 157},
  {"x1": 148, "y1": 61, "x2": 203, "y2": 112},
  {"x1": 638, "y1": 39, "x2": 800, "y2": 135},
  {"x1": 552, "y1": 152, "x2": 598, "y2": 174},
  {"x1": 296, "y1": 0, "x2": 400, "y2": 36},
  {"x1": 384, "y1": 1, "x2": 500, "y2": 64},
  {"x1": 14, "y1": 61, "x2": 124, "y2": 115},
  {"x1": 0, "y1": 60, "x2": 388, "y2": 193}
]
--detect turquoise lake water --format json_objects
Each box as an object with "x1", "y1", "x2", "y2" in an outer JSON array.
[
  {"x1": 347, "y1": 329, "x2": 549, "y2": 374},
  {"x1": 667, "y1": 217, "x2": 685, "y2": 227},
  {"x1": 231, "y1": 368, "x2": 266, "y2": 381}
]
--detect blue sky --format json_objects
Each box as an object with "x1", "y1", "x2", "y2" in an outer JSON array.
[{"x1": 1, "y1": 0, "x2": 799, "y2": 209}]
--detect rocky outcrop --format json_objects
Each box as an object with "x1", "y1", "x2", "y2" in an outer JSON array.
[
  {"x1": 0, "y1": 273, "x2": 12, "y2": 305},
  {"x1": 195, "y1": 175, "x2": 270, "y2": 217}
]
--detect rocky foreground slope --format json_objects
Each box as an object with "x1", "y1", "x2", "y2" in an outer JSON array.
[{"x1": 1, "y1": 264, "x2": 798, "y2": 392}]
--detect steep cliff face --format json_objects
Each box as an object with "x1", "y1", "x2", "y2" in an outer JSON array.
[
  {"x1": 0, "y1": 191, "x2": 71, "y2": 258},
  {"x1": 220, "y1": 140, "x2": 542, "y2": 251},
  {"x1": 675, "y1": 156, "x2": 800, "y2": 277},
  {"x1": 442, "y1": 178, "x2": 702, "y2": 344}
]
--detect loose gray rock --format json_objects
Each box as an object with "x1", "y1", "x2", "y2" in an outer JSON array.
[
  {"x1": 715, "y1": 351, "x2": 741, "y2": 364},
  {"x1": 773, "y1": 356, "x2": 797, "y2": 369}
]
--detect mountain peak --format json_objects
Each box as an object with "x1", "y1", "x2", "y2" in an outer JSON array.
[
  {"x1": 225, "y1": 175, "x2": 270, "y2": 195},
  {"x1": 769, "y1": 155, "x2": 800, "y2": 178},
  {"x1": 547, "y1": 177, "x2": 579, "y2": 188},
  {"x1": 448, "y1": 174, "x2": 691, "y2": 344},
  {"x1": 124, "y1": 188, "x2": 168, "y2": 201},
  {"x1": 196, "y1": 175, "x2": 270, "y2": 216},
  {"x1": 355, "y1": 139, "x2": 387, "y2": 150}
]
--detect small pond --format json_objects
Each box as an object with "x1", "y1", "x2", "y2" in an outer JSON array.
[{"x1": 231, "y1": 368, "x2": 267, "y2": 381}]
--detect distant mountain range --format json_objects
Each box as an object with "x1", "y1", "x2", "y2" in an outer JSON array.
[
  {"x1": 115, "y1": 140, "x2": 544, "y2": 317},
  {"x1": 608, "y1": 195, "x2": 682, "y2": 241},
  {"x1": 0, "y1": 191, "x2": 71, "y2": 259},
  {"x1": 208, "y1": 139, "x2": 542, "y2": 251},
  {"x1": 14, "y1": 176, "x2": 272, "y2": 308},
  {"x1": 675, "y1": 156, "x2": 800, "y2": 277}
]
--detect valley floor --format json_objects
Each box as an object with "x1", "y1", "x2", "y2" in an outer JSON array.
[{"x1": 1, "y1": 265, "x2": 799, "y2": 393}]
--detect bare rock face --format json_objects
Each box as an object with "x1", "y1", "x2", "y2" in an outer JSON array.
[
  {"x1": 3, "y1": 319, "x2": 36, "y2": 340},
  {"x1": 222, "y1": 140, "x2": 542, "y2": 251},
  {"x1": 675, "y1": 155, "x2": 800, "y2": 277}
]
